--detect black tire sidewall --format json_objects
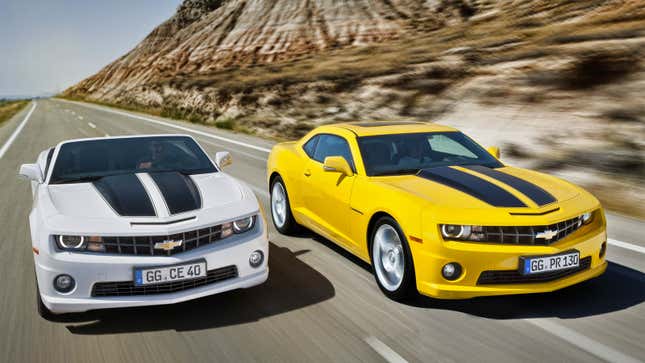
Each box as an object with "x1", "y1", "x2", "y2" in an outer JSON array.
[{"x1": 369, "y1": 216, "x2": 417, "y2": 300}]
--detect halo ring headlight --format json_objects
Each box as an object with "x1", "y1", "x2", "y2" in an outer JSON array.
[
  {"x1": 581, "y1": 212, "x2": 593, "y2": 225},
  {"x1": 58, "y1": 235, "x2": 85, "y2": 249},
  {"x1": 233, "y1": 216, "x2": 255, "y2": 234},
  {"x1": 441, "y1": 225, "x2": 471, "y2": 239}
]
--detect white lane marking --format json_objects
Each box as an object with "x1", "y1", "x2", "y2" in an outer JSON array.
[
  {"x1": 88, "y1": 122, "x2": 97, "y2": 129},
  {"x1": 608, "y1": 238, "x2": 645, "y2": 254},
  {"x1": 364, "y1": 337, "x2": 408, "y2": 363},
  {"x1": 58, "y1": 99, "x2": 272, "y2": 153},
  {"x1": 526, "y1": 319, "x2": 642, "y2": 363},
  {"x1": 104, "y1": 134, "x2": 110, "y2": 137},
  {"x1": 78, "y1": 116, "x2": 83, "y2": 120},
  {"x1": 0, "y1": 102, "x2": 37, "y2": 160}
]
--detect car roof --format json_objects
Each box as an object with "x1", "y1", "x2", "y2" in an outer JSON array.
[{"x1": 329, "y1": 121, "x2": 458, "y2": 137}]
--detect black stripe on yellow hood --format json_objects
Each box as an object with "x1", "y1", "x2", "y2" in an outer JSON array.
[
  {"x1": 464, "y1": 165, "x2": 556, "y2": 206},
  {"x1": 417, "y1": 166, "x2": 527, "y2": 207}
]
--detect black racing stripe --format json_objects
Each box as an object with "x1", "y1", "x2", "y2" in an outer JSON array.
[
  {"x1": 93, "y1": 174, "x2": 156, "y2": 217},
  {"x1": 465, "y1": 165, "x2": 556, "y2": 206},
  {"x1": 417, "y1": 167, "x2": 527, "y2": 207},
  {"x1": 150, "y1": 172, "x2": 202, "y2": 214}
]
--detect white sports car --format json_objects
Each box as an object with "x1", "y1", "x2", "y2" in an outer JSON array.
[{"x1": 19, "y1": 134, "x2": 268, "y2": 318}]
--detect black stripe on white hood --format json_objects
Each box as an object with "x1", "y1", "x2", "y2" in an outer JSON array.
[
  {"x1": 93, "y1": 174, "x2": 156, "y2": 217},
  {"x1": 149, "y1": 171, "x2": 202, "y2": 215}
]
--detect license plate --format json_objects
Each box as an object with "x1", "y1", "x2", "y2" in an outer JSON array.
[
  {"x1": 134, "y1": 260, "x2": 207, "y2": 286},
  {"x1": 520, "y1": 251, "x2": 579, "y2": 275}
]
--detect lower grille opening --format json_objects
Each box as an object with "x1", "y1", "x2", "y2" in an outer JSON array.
[
  {"x1": 91, "y1": 265, "x2": 238, "y2": 297},
  {"x1": 477, "y1": 256, "x2": 592, "y2": 285}
]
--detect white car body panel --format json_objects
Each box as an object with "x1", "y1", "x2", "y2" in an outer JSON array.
[{"x1": 24, "y1": 134, "x2": 269, "y2": 314}]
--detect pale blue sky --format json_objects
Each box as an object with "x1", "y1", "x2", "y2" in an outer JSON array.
[{"x1": 0, "y1": 0, "x2": 181, "y2": 98}]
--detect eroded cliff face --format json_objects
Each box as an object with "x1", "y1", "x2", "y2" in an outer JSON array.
[{"x1": 67, "y1": 0, "x2": 480, "y2": 100}]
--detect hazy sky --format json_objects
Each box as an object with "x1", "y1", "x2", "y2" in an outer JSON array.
[{"x1": 0, "y1": 0, "x2": 181, "y2": 98}]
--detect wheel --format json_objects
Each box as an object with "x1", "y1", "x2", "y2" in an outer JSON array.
[
  {"x1": 370, "y1": 216, "x2": 417, "y2": 300},
  {"x1": 35, "y1": 277, "x2": 55, "y2": 320},
  {"x1": 270, "y1": 176, "x2": 300, "y2": 235}
]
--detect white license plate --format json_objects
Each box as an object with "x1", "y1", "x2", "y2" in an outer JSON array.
[
  {"x1": 521, "y1": 251, "x2": 579, "y2": 275},
  {"x1": 134, "y1": 260, "x2": 207, "y2": 286}
]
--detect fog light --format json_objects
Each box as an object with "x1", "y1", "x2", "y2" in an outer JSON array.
[
  {"x1": 53, "y1": 274, "x2": 75, "y2": 293},
  {"x1": 442, "y1": 263, "x2": 462, "y2": 281},
  {"x1": 249, "y1": 250, "x2": 264, "y2": 268},
  {"x1": 599, "y1": 241, "x2": 607, "y2": 259}
]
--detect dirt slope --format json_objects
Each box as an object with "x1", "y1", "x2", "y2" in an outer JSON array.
[{"x1": 63, "y1": 0, "x2": 645, "y2": 216}]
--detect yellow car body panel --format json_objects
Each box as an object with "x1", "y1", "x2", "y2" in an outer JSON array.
[{"x1": 267, "y1": 122, "x2": 607, "y2": 299}]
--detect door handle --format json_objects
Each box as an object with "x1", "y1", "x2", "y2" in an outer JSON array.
[{"x1": 303, "y1": 169, "x2": 311, "y2": 177}]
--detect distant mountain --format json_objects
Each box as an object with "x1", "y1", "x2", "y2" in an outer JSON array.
[{"x1": 64, "y1": 0, "x2": 481, "y2": 101}]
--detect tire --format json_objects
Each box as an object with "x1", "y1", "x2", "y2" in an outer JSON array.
[
  {"x1": 270, "y1": 175, "x2": 300, "y2": 235},
  {"x1": 369, "y1": 216, "x2": 417, "y2": 301},
  {"x1": 35, "y1": 277, "x2": 55, "y2": 321}
]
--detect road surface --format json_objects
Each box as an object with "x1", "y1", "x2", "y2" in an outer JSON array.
[{"x1": 0, "y1": 99, "x2": 643, "y2": 363}]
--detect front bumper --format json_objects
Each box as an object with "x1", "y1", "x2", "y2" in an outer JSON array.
[
  {"x1": 412, "y1": 222, "x2": 607, "y2": 299},
  {"x1": 35, "y1": 229, "x2": 268, "y2": 314}
]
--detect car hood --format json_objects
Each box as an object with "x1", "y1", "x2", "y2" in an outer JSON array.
[
  {"x1": 376, "y1": 165, "x2": 581, "y2": 210},
  {"x1": 45, "y1": 172, "x2": 245, "y2": 220}
]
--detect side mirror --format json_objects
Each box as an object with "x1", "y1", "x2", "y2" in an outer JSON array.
[
  {"x1": 215, "y1": 151, "x2": 232, "y2": 169},
  {"x1": 487, "y1": 146, "x2": 500, "y2": 159},
  {"x1": 18, "y1": 163, "x2": 43, "y2": 183},
  {"x1": 323, "y1": 156, "x2": 353, "y2": 176}
]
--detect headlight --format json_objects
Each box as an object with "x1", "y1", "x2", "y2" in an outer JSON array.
[
  {"x1": 440, "y1": 225, "x2": 485, "y2": 241},
  {"x1": 581, "y1": 212, "x2": 593, "y2": 225},
  {"x1": 56, "y1": 235, "x2": 104, "y2": 251},
  {"x1": 57, "y1": 235, "x2": 85, "y2": 249},
  {"x1": 233, "y1": 215, "x2": 255, "y2": 234}
]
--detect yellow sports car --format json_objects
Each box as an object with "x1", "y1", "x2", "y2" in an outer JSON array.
[{"x1": 266, "y1": 122, "x2": 607, "y2": 300}]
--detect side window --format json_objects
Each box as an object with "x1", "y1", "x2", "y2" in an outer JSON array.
[
  {"x1": 302, "y1": 135, "x2": 319, "y2": 158},
  {"x1": 313, "y1": 135, "x2": 355, "y2": 170}
]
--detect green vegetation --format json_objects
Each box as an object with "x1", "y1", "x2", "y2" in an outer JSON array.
[{"x1": 0, "y1": 100, "x2": 29, "y2": 125}]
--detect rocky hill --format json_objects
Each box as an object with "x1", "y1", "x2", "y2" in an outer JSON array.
[{"x1": 64, "y1": 0, "x2": 645, "y2": 216}]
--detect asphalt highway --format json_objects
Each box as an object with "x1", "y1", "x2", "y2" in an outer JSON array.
[{"x1": 0, "y1": 99, "x2": 643, "y2": 363}]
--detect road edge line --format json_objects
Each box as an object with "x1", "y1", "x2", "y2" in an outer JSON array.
[
  {"x1": 0, "y1": 102, "x2": 37, "y2": 160},
  {"x1": 608, "y1": 238, "x2": 645, "y2": 255}
]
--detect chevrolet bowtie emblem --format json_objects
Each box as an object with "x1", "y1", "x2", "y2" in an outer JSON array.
[
  {"x1": 154, "y1": 240, "x2": 183, "y2": 251},
  {"x1": 535, "y1": 229, "x2": 558, "y2": 240}
]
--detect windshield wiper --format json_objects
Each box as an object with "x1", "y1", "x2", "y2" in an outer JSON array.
[{"x1": 371, "y1": 168, "x2": 420, "y2": 176}]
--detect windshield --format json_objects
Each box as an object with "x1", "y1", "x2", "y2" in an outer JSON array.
[
  {"x1": 49, "y1": 136, "x2": 217, "y2": 184},
  {"x1": 357, "y1": 131, "x2": 502, "y2": 176}
]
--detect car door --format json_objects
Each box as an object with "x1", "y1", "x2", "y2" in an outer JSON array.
[{"x1": 301, "y1": 133, "x2": 357, "y2": 249}]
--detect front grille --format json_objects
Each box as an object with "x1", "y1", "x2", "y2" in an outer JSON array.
[
  {"x1": 477, "y1": 256, "x2": 591, "y2": 285},
  {"x1": 102, "y1": 224, "x2": 225, "y2": 256},
  {"x1": 479, "y1": 215, "x2": 584, "y2": 245},
  {"x1": 91, "y1": 265, "x2": 238, "y2": 297}
]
